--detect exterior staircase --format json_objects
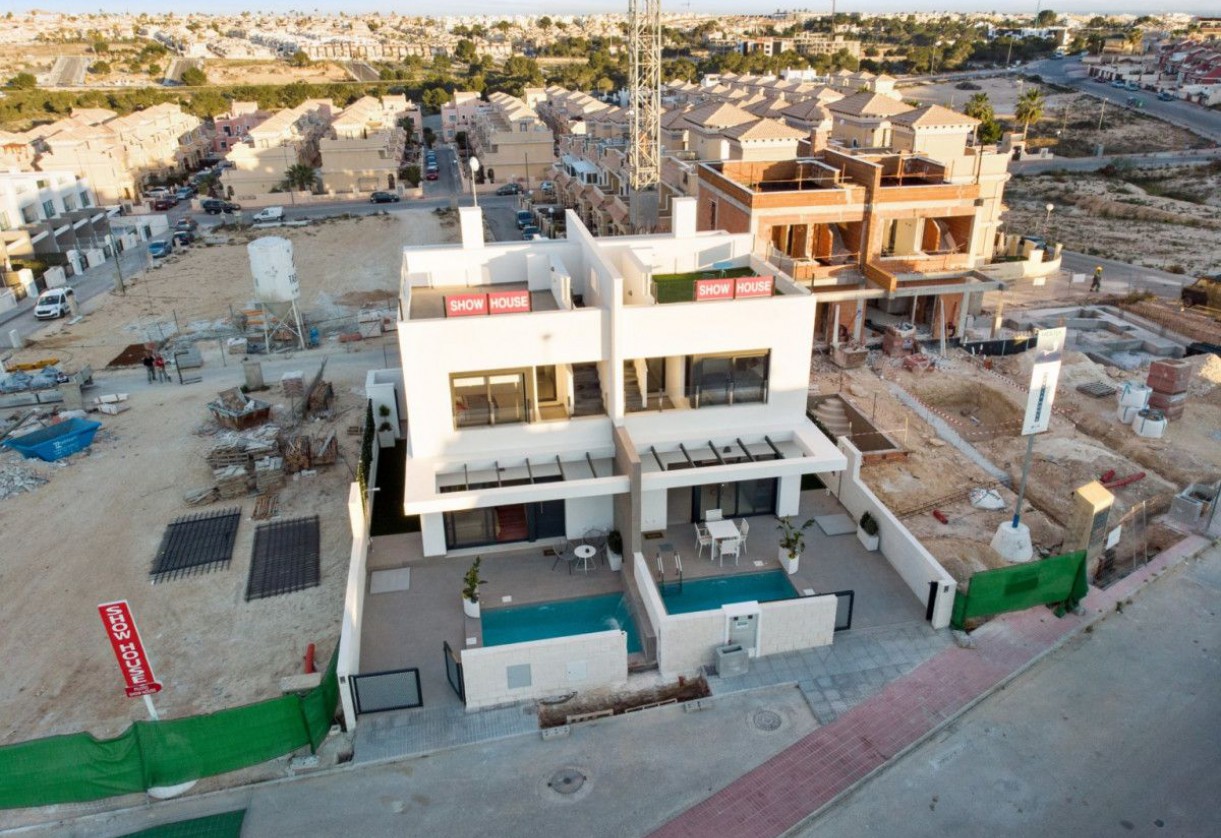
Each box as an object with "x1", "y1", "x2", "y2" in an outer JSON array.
[
  {"x1": 571, "y1": 363, "x2": 605, "y2": 417},
  {"x1": 623, "y1": 362, "x2": 644, "y2": 413},
  {"x1": 812, "y1": 397, "x2": 852, "y2": 438}
]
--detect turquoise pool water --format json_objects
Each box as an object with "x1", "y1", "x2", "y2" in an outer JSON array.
[
  {"x1": 482, "y1": 594, "x2": 642, "y2": 653},
  {"x1": 663, "y1": 570, "x2": 798, "y2": 614}
]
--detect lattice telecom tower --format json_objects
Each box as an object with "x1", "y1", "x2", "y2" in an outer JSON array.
[{"x1": 628, "y1": 0, "x2": 662, "y2": 233}]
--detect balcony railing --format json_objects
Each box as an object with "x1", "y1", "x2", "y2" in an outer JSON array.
[{"x1": 624, "y1": 380, "x2": 769, "y2": 413}]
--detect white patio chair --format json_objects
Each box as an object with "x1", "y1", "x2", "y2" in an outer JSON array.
[
  {"x1": 718, "y1": 537, "x2": 741, "y2": 567},
  {"x1": 735, "y1": 519, "x2": 750, "y2": 557},
  {"x1": 694, "y1": 523, "x2": 713, "y2": 560},
  {"x1": 705, "y1": 509, "x2": 723, "y2": 522}
]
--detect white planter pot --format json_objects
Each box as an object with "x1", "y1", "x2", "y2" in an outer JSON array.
[
  {"x1": 377, "y1": 430, "x2": 395, "y2": 448},
  {"x1": 462, "y1": 598, "x2": 480, "y2": 619},
  {"x1": 607, "y1": 548, "x2": 623, "y2": 572},
  {"x1": 779, "y1": 546, "x2": 800, "y2": 574},
  {"x1": 857, "y1": 528, "x2": 880, "y2": 551}
]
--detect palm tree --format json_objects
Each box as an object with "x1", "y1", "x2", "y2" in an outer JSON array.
[
  {"x1": 1015, "y1": 88, "x2": 1046, "y2": 139},
  {"x1": 1126, "y1": 29, "x2": 1143, "y2": 54},
  {"x1": 283, "y1": 163, "x2": 318, "y2": 194}
]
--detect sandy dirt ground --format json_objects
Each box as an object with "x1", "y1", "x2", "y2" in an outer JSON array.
[
  {"x1": 203, "y1": 60, "x2": 352, "y2": 86},
  {"x1": 1004, "y1": 164, "x2": 1221, "y2": 276},
  {"x1": 0, "y1": 211, "x2": 457, "y2": 753}
]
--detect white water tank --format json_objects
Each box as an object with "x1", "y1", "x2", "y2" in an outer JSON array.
[
  {"x1": 1131, "y1": 409, "x2": 1167, "y2": 439},
  {"x1": 1117, "y1": 404, "x2": 1141, "y2": 424},
  {"x1": 247, "y1": 236, "x2": 300, "y2": 302},
  {"x1": 1117, "y1": 382, "x2": 1151, "y2": 409}
]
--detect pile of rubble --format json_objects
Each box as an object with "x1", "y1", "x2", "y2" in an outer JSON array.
[{"x1": 0, "y1": 460, "x2": 49, "y2": 501}]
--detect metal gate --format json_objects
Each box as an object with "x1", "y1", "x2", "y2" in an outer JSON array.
[
  {"x1": 832, "y1": 590, "x2": 855, "y2": 632},
  {"x1": 443, "y1": 640, "x2": 465, "y2": 703},
  {"x1": 350, "y1": 668, "x2": 422, "y2": 716}
]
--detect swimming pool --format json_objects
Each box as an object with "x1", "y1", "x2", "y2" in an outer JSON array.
[
  {"x1": 482, "y1": 593, "x2": 642, "y2": 653},
  {"x1": 662, "y1": 570, "x2": 799, "y2": 615}
]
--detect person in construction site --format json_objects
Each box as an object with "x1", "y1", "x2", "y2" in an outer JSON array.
[
  {"x1": 1091, "y1": 265, "x2": 1103, "y2": 292},
  {"x1": 142, "y1": 352, "x2": 156, "y2": 382},
  {"x1": 154, "y1": 352, "x2": 169, "y2": 382}
]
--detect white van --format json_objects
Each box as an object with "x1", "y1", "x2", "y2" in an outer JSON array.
[
  {"x1": 252, "y1": 206, "x2": 285, "y2": 223},
  {"x1": 34, "y1": 287, "x2": 76, "y2": 319}
]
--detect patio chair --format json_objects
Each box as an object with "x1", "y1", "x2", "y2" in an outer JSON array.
[
  {"x1": 694, "y1": 523, "x2": 713, "y2": 560},
  {"x1": 718, "y1": 537, "x2": 741, "y2": 567},
  {"x1": 705, "y1": 509, "x2": 723, "y2": 522},
  {"x1": 582, "y1": 528, "x2": 607, "y2": 556},
  {"x1": 550, "y1": 539, "x2": 577, "y2": 574},
  {"x1": 735, "y1": 519, "x2": 750, "y2": 557}
]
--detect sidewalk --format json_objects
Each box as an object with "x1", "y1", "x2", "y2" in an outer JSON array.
[{"x1": 650, "y1": 534, "x2": 1213, "y2": 838}]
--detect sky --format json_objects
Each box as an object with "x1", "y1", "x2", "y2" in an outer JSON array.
[{"x1": 14, "y1": 3, "x2": 1219, "y2": 16}]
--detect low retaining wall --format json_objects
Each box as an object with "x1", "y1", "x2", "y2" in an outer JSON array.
[
  {"x1": 830, "y1": 439, "x2": 957, "y2": 629},
  {"x1": 460, "y1": 631, "x2": 628, "y2": 711},
  {"x1": 756, "y1": 596, "x2": 838, "y2": 656}
]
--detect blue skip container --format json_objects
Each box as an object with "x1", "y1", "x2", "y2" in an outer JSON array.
[{"x1": 3, "y1": 418, "x2": 102, "y2": 462}]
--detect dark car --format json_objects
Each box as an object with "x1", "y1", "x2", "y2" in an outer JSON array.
[
  {"x1": 496, "y1": 183, "x2": 523, "y2": 196},
  {"x1": 175, "y1": 185, "x2": 196, "y2": 200},
  {"x1": 370, "y1": 191, "x2": 400, "y2": 203},
  {"x1": 151, "y1": 198, "x2": 173, "y2": 211},
  {"x1": 1157, "y1": 91, "x2": 1175, "y2": 101},
  {"x1": 425, "y1": 171, "x2": 439, "y2": 181},
  {"x1": 201, "y1": 199, "x2": 240, "y2": 214},
  {"x1": 521, "y1": 225, "x2": 540, "y2": 240},
  {"x1": 172, "y1": 230, "x2": 195, "y2": 246},
  {"x1": 174, "y1": 218, "x2": 199, "y2": 232},
  {"x1": 515, "y1": 209, "x2": 534, "y2": 229}
]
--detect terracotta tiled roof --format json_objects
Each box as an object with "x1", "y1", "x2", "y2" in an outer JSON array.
[
  {"x1": 827, "y1": 92, "x2": 914, "y2": 118},
  {"x1": 682, "y1": 101, "x2": 757, "y2": 131},
  {"x1": 891, "y1": 103, "x2": 980, "y2": 128},
  {"x1": 723, "y1": 117, "x2": 807, "y2": 142}
]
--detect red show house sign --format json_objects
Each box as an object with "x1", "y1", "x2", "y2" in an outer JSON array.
[
  {"x1": 695, "y1": 278, "x2": 734, "y2": 301},
  {"x1": 487, "y1": 289, "x2": 532, "y2": 315},
  {"x1": 98, "y1": 600, "x2": 163, "y2": 698},
  {"x1": 444, "y1": 293, "x2": 489, "y2": 317},
  {"x1": 734, "y1": 275, "x2": 774, "y2": 298}
]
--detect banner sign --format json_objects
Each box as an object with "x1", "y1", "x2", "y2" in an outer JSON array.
[
  {"x1": 1021, "y1": 327, "x2": 1066, "y2": 436},
  {"x1": 695, "y1": 278, "x2": 734, "y2": 301},
  {"x1": 487, "y1": 289, "x2": 532, "y2": 314},
  {"x1": 444, "y1": 294, "x2": 488, "y2": 317},
  {"x1": 734, "y1": 275, "x2": 774, "y2": 298},
  {"x1": 98, "y1": 600, "x2": 162, "y2": 698}
]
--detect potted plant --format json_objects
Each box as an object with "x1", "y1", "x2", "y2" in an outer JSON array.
[
  {"x1": 776, "y1": 516, "x2": 815, "y2": 575},
  {"x1": 461, "y1": 556, "x2": 486, "y2": 619},
  {"x1": 606, "y1": 530, "x2": 623, "y2": 572},
  {"x1": 857, "y1": 511, "x2": 880, "y2": 551},
  {"x1": 376, "y1": 403, "x2": 395, "y2": 447}
]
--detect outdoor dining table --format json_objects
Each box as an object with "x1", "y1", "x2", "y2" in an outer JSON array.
[
  {"x1": 704, "y1": 518, "x2": 740, "y2": 560},
  {"x1": 573, "y1": 544, "x2": 597, "y2": 573}
]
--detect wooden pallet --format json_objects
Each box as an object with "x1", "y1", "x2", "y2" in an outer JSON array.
[{"x1": 252, "y1": 492, "x2": 279, "y2": 521}]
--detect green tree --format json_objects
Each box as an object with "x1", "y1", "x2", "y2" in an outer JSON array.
[
  {"x1": 421, "y1": 86, "x2": 450, "y2": 112},
  {"x1": 92, "y1": 39, "x2": 109, "y2": 53},
  {"x1": 1035, "y1": 9, "x2": 1057, "y2": 27},
  {"x1": 6, "y1": 72, "x2": 37, "y2": 90},
  {"x1": 283, "y1": 163, "x2": 319, "y2": 192},
  {"x1": 538, "y1": 16, "x2": 553, "y2": 30},
  {"x1": 89, "y1": 61, "x2": 111, "y2": 75},
  {"x1": 454, "y1": 39, "x2": 477, "y2": 64},
  {"x1": 180, "y1": 66, "x2": 207, "y2": 86},
  {"x1": 977, "y1": 117, "x2": 1003, "y2": 145},
  {"x1": 1126, "y1": 29, "x2": 1143, "y2": 53},
  {"x1": 288, "y1": 50, "x2": 312, "y2": 68},
  {"x1": 963, "y1": 92, "x2": 994, "y2": 122},
  {"x1": 1015, "y1": 88, "x2": 1045, "y2": 138}
]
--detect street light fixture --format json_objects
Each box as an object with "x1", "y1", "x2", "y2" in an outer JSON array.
[
  {"x1": 1043, "y1": 203, "x2": 1054, "y2": 236},
  {"x1": 468, "y1": 155, "x2": 480, "y2": 208}
]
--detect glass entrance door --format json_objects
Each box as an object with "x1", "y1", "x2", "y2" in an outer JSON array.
[
  {"x1": 444, "y1": 501, "x2": 567, "y2": 549},
  {"x1": 691, "y1": 479, "x2": 777, "y2": 521}
]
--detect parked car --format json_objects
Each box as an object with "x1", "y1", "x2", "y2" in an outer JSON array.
[
  {"x1": 1111, "y1": 80, "x2": 1127, "y2": 88},
  {"x1": 34, "y1": 287, "x2": 76, "y2": 319},
  {"x1": 516, "y1": 209, "x2": 534, "y2": 229},
  {"x1": 496, "y1": 183, "x2": 522, "y2": 196},
  {"x1": 172, "y1": 230, "x2": 195, "y2": 246},
  {"x1": 201, "y1": 199, "x2": 240, "y2": 214},
  {"x1": 1126, "y1": 96, "x2": 1146, "y2": 109},
  {"x1": 425, "y1": 170, "x2": 439, "y2": 181},
  {"x1": 370, "y1": 191, "x2": 400, "y2": 203},
  {"x1": 1157, "y1": 91, "x2": 1175, "y2": 101},
  {"x1": 145, "y1": 187, "x2": 171, "y2": 199},
  {"x1": 539, "y1": 180, "x2": 556, "y2": 193},
  {"x1": 520, "y1": 225, "x2": 540, "y2": 240},
  {"x1": 151, "y1": 198, "x2": 173, "y2": 211},
  {"x1": 148, "y1": 239, "x2": 173, "y2": 258},
  {"x1": 1126, "y1": 81, "x2": 1141, "y2": 91},
  {"x1": 174, "y1": 218, "x2": 199, "y2": 232},
  {"x1": 175, "y1": 186, "x2": 196, "y2": 200},
  {"x1": 252, "y1": 206, "x2": 284, "y2": 223}
]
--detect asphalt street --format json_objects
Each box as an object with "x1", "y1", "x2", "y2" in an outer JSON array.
[{"x1": 798, "y1": 544, "x2": 1221, "y2": 837}]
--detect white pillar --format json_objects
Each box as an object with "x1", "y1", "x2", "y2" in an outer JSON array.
[{"x1": 458, "y1": 206, "x2": 484, "y2": 249}]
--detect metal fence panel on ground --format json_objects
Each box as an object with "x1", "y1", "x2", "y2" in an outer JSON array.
[{"x1": 950, "y1": 550, "x2": 1088, "y2": 631}]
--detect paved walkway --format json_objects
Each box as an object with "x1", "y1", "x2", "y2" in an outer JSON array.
[{"x1": 650, "y1": 535, "x2": 1212, "y2": 838}]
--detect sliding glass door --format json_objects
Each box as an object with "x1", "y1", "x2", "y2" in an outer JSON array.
[
  {"x1": 691, "y1": 479, "x2": 777, "y2": 522},
  {"x1": 444, "y1": 501, "x2": 567, "y2": 549}
]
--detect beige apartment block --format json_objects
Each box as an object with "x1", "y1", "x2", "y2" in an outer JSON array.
[
  {"x1": 319, "y1": 95, "x2": 418, "y2": 194},
  {"x1": 441, "y1": 91, "x2": 484, "y2": 143},
  {"x1": 221, "y1": 100, "x2": 334, "y2": 199},
  {"x1": 470, "y1": 92, "x2": 554, "y2": 186}
]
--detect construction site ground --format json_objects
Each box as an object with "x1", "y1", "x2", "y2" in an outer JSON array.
[{"x1": 0, "y1": 213, "x2": 456, "y2": 782}]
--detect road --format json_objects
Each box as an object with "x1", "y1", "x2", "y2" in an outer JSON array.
[
  {"x1": 1031, "y1": 55, "x2": 1221, "y2": 145},
  {"x1": 1013, "y1": 148, "x2": 1221, "y2": 175},
  {"x1": 1058, "y1": 250, "x2": 1199, "y2": 299},
  {"x1": 797, "y1": 544, "x2": 1221, "y2": 837}
]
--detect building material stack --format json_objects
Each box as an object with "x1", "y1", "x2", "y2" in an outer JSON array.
[
  {"x1": 1145, "y1": 359, "x2": 1192, "y2": 421},
  {"x1": 254, "y1": 456, "x2": 286, "y2": 492},
  {"x1": 882, "y1": 324, "x2": 915, "y2": 357},
  {"x1": 214, "y1": 465, "x2": 250, "y2": 499},
  {"x1": 281, "y1": 371, "x2": 305, "y2": 398},
  {"x1": 282, "y1": 435, "x2": 312, "y2": 473}
]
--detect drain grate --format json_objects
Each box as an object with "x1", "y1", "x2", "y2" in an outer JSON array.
[
  {"x1": 1076, "y1": 381, "x2": 1118, "y2": 399},
  {"x1": 547, "y1": 768, "x2": 586, "y2": 795},
  {"x1": 150, "y1": 507, "x2": 241, "y2": 583},
  {"x1": 245, "y1": 515, "x2": 320, "y2": 601},
  {"x1": 752, "y1": 709, "x2": 783, "y2": 731}
]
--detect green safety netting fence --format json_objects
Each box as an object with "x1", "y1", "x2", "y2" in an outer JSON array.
[
  {"x1": 121, "y1": 809, "x2": 246, "y2": 838},
  {"x1": 951, "y1": 550, "x2": 1089, "y2": 631},
  {"x1": 0, "y1": 650, "x2": 338, "y2": 810}
]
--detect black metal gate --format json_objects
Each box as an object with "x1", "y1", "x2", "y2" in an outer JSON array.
[
  {"x1": 443, "y1": 640, "x2": 465, "y2": 703},
  {"x1": 832, "y1": 590, "x2": 855, "y2": 632},
  {"x1": 350, "y1": 668, "x2": 422, "y2": 716}
]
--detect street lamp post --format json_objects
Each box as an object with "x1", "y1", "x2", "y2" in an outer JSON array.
[
  {"x1": 468, "y1": 156, "x2": 480, "y2": 208},
  {"x1": 1042, "y1": 202, "x2": 1054, "y2": 236}
]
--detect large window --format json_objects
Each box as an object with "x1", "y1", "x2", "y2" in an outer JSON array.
[
  {"x1": 693, "y1": 479, "x2": 777, "y2": 521},
  {"x1": 452, "y1": 371, "x2": 527, "y2": 429},
  {"x1": 687, "y1": 350, "x2": 769, "y2": 408},
  {"x1": 443, "y1": 501, "x2": 566, "y2": 549}
]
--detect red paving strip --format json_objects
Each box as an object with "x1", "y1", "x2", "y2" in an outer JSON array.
[{"x1": 651, "y1": 535, "x2": 1211, "y2": 838}]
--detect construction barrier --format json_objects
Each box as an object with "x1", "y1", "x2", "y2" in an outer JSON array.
[
  {"x1": 950, "y1": 550, "x2": 1088, "y2": 631},
  {"x1": 0, "y1": 650, "x2": 338, "y2": 810}
]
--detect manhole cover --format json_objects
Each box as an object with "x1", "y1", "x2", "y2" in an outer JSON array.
[
  {"x1": 752, "y1": 709, "x2": 783, "y2": 731},
  {"x1": 547, "y1": 768, "x2": 586, "y2": 795}
]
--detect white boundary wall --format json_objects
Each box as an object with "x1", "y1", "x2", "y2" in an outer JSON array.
[
  {"x1": 460, "y1": 631, "x2": 628, "y2": 710},
  {"x1": 336, "y1": 411, "x2": 378, "y2": 730},
  {"x1": 830, "y1": 438, "x2": 957, "y2": 629}
]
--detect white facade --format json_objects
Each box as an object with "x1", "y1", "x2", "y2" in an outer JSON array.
[
  {"x1": 393, "y1": 198, "x2": 846, "y2": 558},
  {"x1": 0, "y1": 169, "x2": 96, "y2": 230}
]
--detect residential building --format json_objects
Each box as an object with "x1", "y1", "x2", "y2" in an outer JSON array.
[
  {"x1": 440, "y1": 91, "x2": 485, "y2": 144},
  {"x1": 221, "y1": 100, "x2": 334, "y2": 199},
  {"x1": 794, "y1": 31, "x2": 863, "y2": 60},
  {"x1": 212, "y1": 102, "x2": 271, "y2": 155},
  {"x1": 0, "y1": 169, "x2": 113, "y2": 279},
  {"x1": 319, "y1": 95, "x2": 418, "y2": 194},
  {"x1": 468, "y1": 92, "x2": 554, "y2": 187}
]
